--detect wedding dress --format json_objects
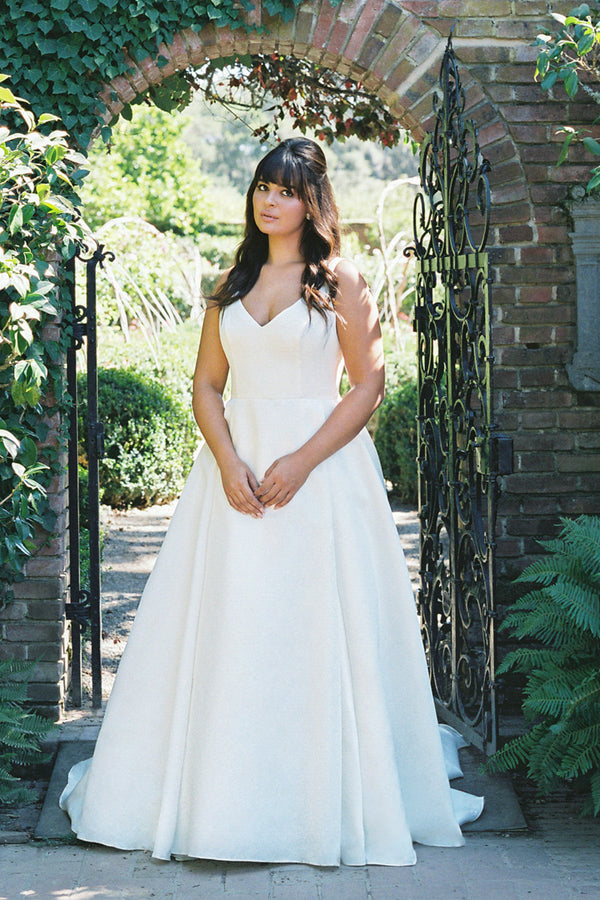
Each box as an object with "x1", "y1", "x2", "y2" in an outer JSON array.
[{"x1": 60, "y1": 296, "x2": 483, "y2": 866}]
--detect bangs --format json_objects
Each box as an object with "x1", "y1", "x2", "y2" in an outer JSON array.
[{"x1": 256, "y1": 148, "x2": 304, "y2": 194}]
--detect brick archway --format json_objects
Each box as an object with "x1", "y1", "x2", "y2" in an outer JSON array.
[
  {"x1": 99, "y1": 2, "x2": 534, "y2": 265},
  {"x1": 12, "y1": 1, "x2": 598, "y2": 717}
]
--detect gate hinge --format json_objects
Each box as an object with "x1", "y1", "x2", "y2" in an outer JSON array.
[
  {"x1": 476, "y1": 433, "x2": 513, "y2": 476},
  {"x1": 66, "y1": 589, "x2": 91, "y2": 627},
  {"x1": 90, "y1": 422, "x2": 105, "y2": 459},
  {"x1": 491, "y1": 432, "x2": 513, "y2": 476}
]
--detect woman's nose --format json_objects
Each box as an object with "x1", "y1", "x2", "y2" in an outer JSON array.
[{"x1": 265, "y1": 191, "x2": 277, "y2": 206}]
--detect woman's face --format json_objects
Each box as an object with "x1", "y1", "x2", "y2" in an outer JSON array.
[{"x1": 252, "y1": 180, "x2": 307, "y2": 240}]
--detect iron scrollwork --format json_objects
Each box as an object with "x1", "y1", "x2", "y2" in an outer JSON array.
[
  {"x1": 412, "y1": 35, "x2": 508, "y2": 753},
  {"x1": 65, "y1": 239, "x2": 113, "y2": 709}
]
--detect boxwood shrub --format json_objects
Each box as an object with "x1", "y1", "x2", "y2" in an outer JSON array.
[
  {"x1": 78, "y1": 367, "x2": 199, "y2": 508},
  {"x1": 373, "y1": 377, "x2": 418, "y2": 506}
]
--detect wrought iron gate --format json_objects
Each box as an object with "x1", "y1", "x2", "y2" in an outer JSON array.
[
  {"x1": 65, "y1": 243, "x2": 109, "y2": 709},
  {"x1": 412, "y1": 37, "x2": 512, "y2": 754}
]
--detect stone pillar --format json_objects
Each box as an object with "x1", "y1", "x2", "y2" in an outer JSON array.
[{"x1": 567, "y1": 197, "x2": 600, "y2": 392}]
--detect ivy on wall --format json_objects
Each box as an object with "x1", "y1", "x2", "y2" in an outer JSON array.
[
  {"x1": 0, "y1": 78, "x2": 87, "y2": 602},
  {"x1": 0, "y1": 0, "x2": 340, "y2": 148}
]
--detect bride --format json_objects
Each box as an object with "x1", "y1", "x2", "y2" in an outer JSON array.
[{"x1": 60, "y1": 137, "x2": 483, "y2": 866}]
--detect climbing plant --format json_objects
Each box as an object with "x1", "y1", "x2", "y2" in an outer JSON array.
[
  {"x1": 0, "y1": 77, "x2": 87, "y2": 603},
  {"x1": 0, "y1": 0, "x2": 342, "y2": 149},
  {"x1": 192, "y1": 53, "x2": 403, "y2": 147},
  {"x1": 536, "y1": 2, "x2": 600, "y2": 192}
]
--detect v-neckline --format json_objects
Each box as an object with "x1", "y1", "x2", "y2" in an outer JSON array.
[{"x1": 240, "y1": 297, "x2": 303, "y2": 328}]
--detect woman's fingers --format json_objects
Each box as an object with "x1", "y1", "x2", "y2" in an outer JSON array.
[{"x1": 221, "y1": 460, "x2": 264, "y2": 517}]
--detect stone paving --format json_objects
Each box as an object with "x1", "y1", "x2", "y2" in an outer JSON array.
[
  {"x1": 1, "y1": 823, "x2": 600, "y2": 900},
  {"x1": 2, "y1": 504, "x2": 600, "y2": 899}
]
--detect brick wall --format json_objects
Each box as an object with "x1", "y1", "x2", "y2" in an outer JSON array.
[
  {"x1": 0, "y1": 411, "x2": 70, "y2": 718},
  {"x1": 18, "y1": 0, "x2": 600, "y2": 712}
]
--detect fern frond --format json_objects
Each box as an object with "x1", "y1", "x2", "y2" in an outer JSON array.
[
  {"x1": 547, "y1": 578, "x2": 600, "y2": 637},
  {"x1": 485, "y1": 724, "x2": 548, "y2": 774},
  {"x1": 496, "y1": 646, "x2": 566, "y2": 676},
  {"x1": 0, "y1": 657, "x2": 55, "y2": 805}
]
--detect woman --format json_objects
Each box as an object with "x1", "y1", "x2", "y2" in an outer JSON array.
[{"x1": 60, "y1": 138, "x2": 483, "y2": 866}]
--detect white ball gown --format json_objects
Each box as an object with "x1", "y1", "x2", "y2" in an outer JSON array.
[{"x1": 60, "y1": 296, "x2": 483, "y2": 866}]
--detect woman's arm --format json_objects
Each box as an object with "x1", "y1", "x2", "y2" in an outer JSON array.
[
  {"x1": 255, "y1": 259, "x2": 384, "y2": 509},
  {"x1": 193, "y1": 302, "x2": 264, "y2": 518}
]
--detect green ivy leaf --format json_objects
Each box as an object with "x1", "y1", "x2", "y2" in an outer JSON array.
[
  {"x1": 0, "y1": 430, "x2": 20, "y2": 459},
  {"x1": 8, "y1": 205, "x2": 23, "y2": 235},
  {"x1": 565, "y1": 68, "x2": 579, "y2": 96},
  {"x1": 583, "y1": 136, "x2": 600, "y2": 156}
]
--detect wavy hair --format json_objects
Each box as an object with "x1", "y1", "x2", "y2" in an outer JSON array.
[{"x1": 211, "y1": 138, "x2": 341, "y2": 316}]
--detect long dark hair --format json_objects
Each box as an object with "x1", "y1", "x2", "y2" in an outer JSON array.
[{"x1": 211, "y1": 138, "x2": 341, "y2": 316}]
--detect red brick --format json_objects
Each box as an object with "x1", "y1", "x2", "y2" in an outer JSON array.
[
  {"x1": 493, "y1": 182, "x2": 529, "y2": 204},
  {"x1": 400, "y1": 2, "x2": 439, "y2": 16},
  {"x1": 560, "y1": 495, "x2": 600, "y2": 515},
  {"x1": 496, "y1": 20, "x2": 540, "y2": 40},
  {"x1": 506, "y1": 516, "x2": 560, "y2": 535},
  {"x1": 518, "y1": 285, "x2": 554, "y2": 304},
  {"x1": 520, "y1": 495, "x2": 561, "y2": 514},
  {"x1": 3, "y1": 621, "x2": 64, "y2": 642},
  {"x1": 439, "y1": 0, "x2": 511, "y2": 14},
  {"x1": 504, "y1": 473, "x2": 578, "y2": 493},
  {"x1": 406, "y1": 29, "x2": 442, "y2": 65},
  {"x1": 518, "y1": 411, "x2": 556, "y2": 429},
  {"x1": 326, "y1": 19, "x2": 352, "y2": 56},
  {"x1": 502, "y1": 266, "x2": 568, "y2": 286},
  {"x1": 557, "y1": 453, "x2": 600, "y2": 473},
  {"x1": 557, "y1": 410, "x2": 600, "y2": 429},
  {"x1": 579, "y1": 474, "x2": 600, "y2": 491},
  {"x1": 519, "y1": 246, "x2": 555, "y2": 265},
  {"x1": 503, "y1": 389, "x2": 573, "y2": 410},
  {"x1": 312, "y1": 3, "x2": 337, "y2": 48},
  {"x1": 294, "y1": 9, "x2": 315, "y2": 48},
  {"x1": 375, "y1": 2, "x2": 404, "y2": 39},
  {"x1": 344, "y1": 0, "x2": 386, "y2": 61},
  {"x1": 491, "y1": 202, "x2": 531, "y2": 225},
  {"x1": 516, "y1": 451, "x2": 555, "y2": 472},
  {"x1": 510, "y1": 124, "x2": 549, "y2": 143},
  {"x1": 530, "y1": 184, "x2": 570, "y2": 204},
  {"x1": 375, "y1": 16, "x2": 420, "y2": 77},
  {"x1": 577, "y1": 431, "x2": 600, "y2": 450},
  {"x1": 519, "y1": 368, "x2": 558, "y2": 388}
]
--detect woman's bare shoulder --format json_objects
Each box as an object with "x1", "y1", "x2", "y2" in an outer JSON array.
[
  {"x1": 330, "y1": 257, "x2": 369, "y2": 300},
  {"x1": 206, "y1": 267, "x2": 234, "y2": 311}
]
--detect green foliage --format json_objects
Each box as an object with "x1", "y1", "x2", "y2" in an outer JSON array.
[
  {"x1": 82, "y1": 106, "x2": 212, "y2": 236},
  {"x1": 536, "y1": 3, "x2": 600, "y2": 192},
  {"x1": 0, "y1": 658, "x2": 55, "y2": 805},
  {"x1": 487, "y1": 516, "x2": 600, "y2": 816},
  {"x1": 196, "y1": 53, "x2": 406, "y2": 148},
  {"x1": 98, "y1": 319, "x2": 201, "y2": 406},
  {"x1": 0, "y1": 76, "x2": 86, "y2": 602},
  {"x1": 78, "y1": 366, "x2": 199, "y2": 508},
  {"x1": 372, "y1": 338, "x2": 418, "y2": 505},
  {"x1": 0, "y1": 0, "x2": 342, "y2": 149}
]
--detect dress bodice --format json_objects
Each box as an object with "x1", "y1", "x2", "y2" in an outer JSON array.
[{"x1": 219, "y1": 299, "x2": 344, "y2": 401}]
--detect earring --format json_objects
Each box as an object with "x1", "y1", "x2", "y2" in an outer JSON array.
[{"x1": 305, "y1": 213, "x2": 311, "y2": 221}]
